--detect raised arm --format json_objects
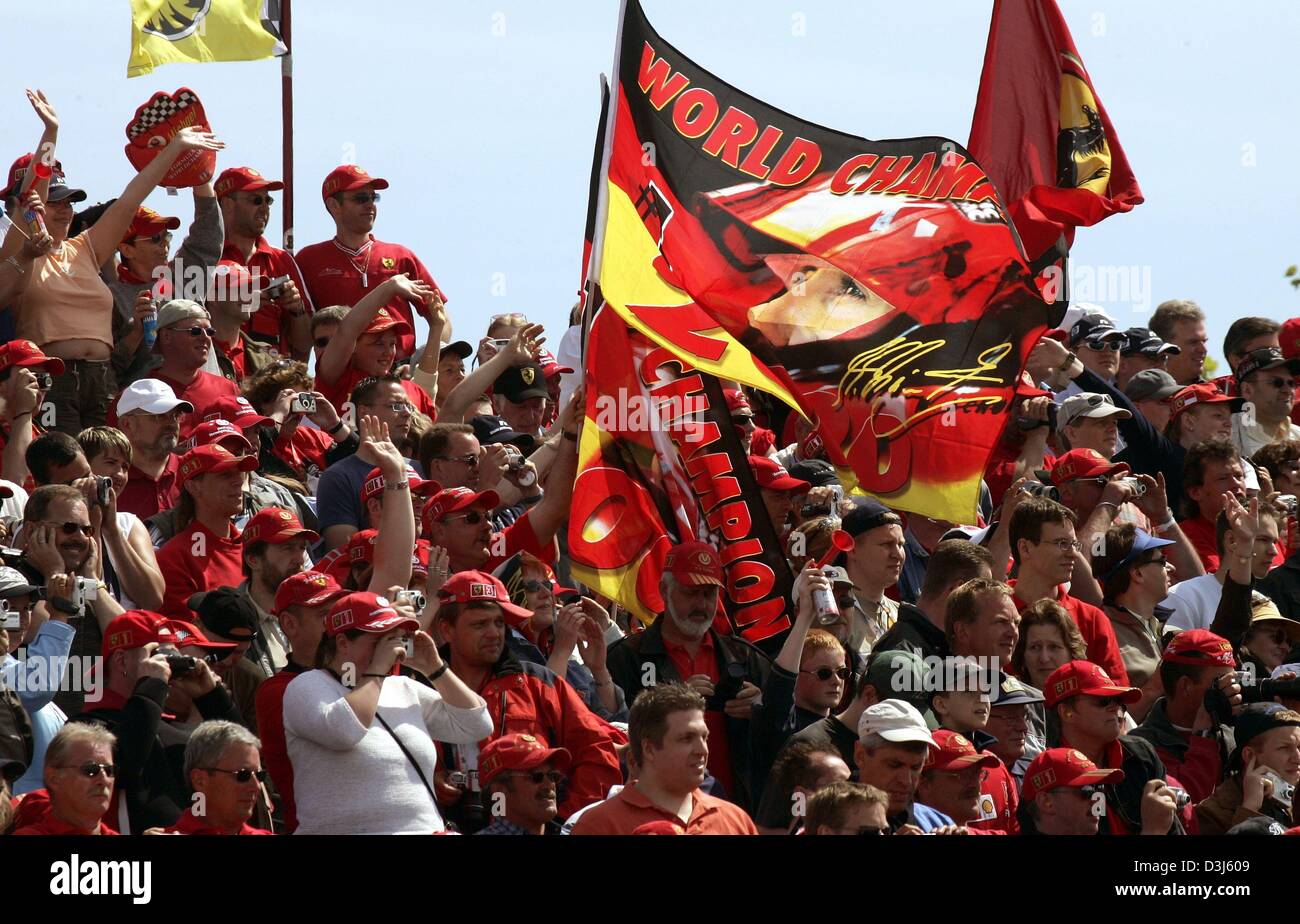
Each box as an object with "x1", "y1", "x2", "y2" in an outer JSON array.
[
  {"x1": 356, "y1": 415, "x2": 415, "y2": 595},
  {"x1": 440, "y1": 322, "x2": 545, "y2": 424},
  {"x1": 317, "y1": 274, "x2": 433, "y2": 386}
]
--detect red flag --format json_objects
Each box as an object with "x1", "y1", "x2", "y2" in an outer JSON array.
[{"x1": 968, "y1": 0, "x2": 1143, "y2": 261}]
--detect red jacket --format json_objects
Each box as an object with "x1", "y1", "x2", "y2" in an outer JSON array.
[
  {"x1": 451, "y1": 647, "x2": 623, "y2": 818},
  {"x1": 1011, "y1": 582, "x2": 1130, "y2": 685}
]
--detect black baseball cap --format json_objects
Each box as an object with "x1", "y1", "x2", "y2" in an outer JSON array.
[
  {"x1": 494, "y1": 363, "x2": 549, "y2": 403},
  {"x1": 187, "y1": 587, "x2": 260, "y2": 642},
  {"x1": 1068, "y1": 312, "x2": 1124, "y2": 348},
  {"x1": 840, "y1": 496, "x2": 896, "y2": 537},
  {"x1": 1236, "y1": 347, "x2": 1300, "y2": 385},
  {"x1": 1229, "y1": 702, "x2": 1300, "y2": 769},
  {"x1": 788, "y1": 458, "x2": 839, "y2": 488},
  {"x1": 471, "y1": 414, "x2": 535, "y2": 451},
  {"x1": 1121, "y1": 327, "x2": 1181, "y2": 358}
]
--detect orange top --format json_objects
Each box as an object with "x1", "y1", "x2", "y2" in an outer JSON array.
[
  {"x1": 570, "y1": 784, "x2": 757, "y2": 835},
  {"x1": 16, "y1": 232, "x2": 115, "y2": 348}
]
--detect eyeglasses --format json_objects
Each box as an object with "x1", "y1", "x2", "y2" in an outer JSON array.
[
  {"x1": 363, "y1": 401, "x2": 414, "y2": 414},
  {"x1": 444, "y1": 511, "x2": 486, "y2": 525},
  {"x1": 800, "y1": 666, "x2": 851, "y2": 681},
  {"x1": 203, "y1": 766, "x2": 269, "y2": 783},
  {"x1": 1264, "y1": 377, "x2": 1297, "y2": 391},
  {"x1": 1081, "y1": 340, "x2": 1122, "y2": 352},
  {"x1": 235, "y1": 193, "x2": 274, "y2": 206},
  {"x1": 1082, "y1": 695, "x2": 1127, "y2": 709},
  {"x1": 1037, "y1": 538, "x2": 1082, "y2": 552},
  {"x1": 506, "y1": 770, "x2": 564, "y2": 785},
  {"x1": 434, "y1": 454, "x2": 479, "y2": 468},
  {"x1": 165, "y1": 325, "x2": 213, "y2": 338},
  {"x1": 522, "y1": 580, "x2": 553, "y2": 593},
  {"x1": 42, "y1": 521, "x2": 94, "y2": 537},
  {"x1": 132, "y1": 232, "x2": 172, "y2": 246},
  {"x1": 61, "y1": 761, "x2": 115, "y2": 779},
  {"x1": 345, "y1": 192, "x2": 381, "y2": 204},
  {"x1": 1140, "y1": 554, "x2": 1169, "y2": 568}
]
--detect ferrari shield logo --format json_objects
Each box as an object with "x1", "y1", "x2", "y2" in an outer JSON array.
[
  {"x1": 520, "y1": 367, "x2": 536, "y2": 385},
  {"x1": 381, "y1": 257, "x2": 396, "y2": 269}
]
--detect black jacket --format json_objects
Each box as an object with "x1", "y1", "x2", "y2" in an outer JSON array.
[
  {"x1": 606, "y1": 619, "x2": 772, "y2": 808},
  {"x1": 1257, "y1": 550, "x2": 1300, "y2": 622},
  {"x1": 872, "y1": 602, "x2": 949, "y2": 661},
  {"x1": 69, "y1": 677, "x2": 242, "y2": 832}
]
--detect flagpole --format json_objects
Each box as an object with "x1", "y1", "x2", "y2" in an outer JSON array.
[
  {"x1": 281, "y1": 0, "x2": 294, "y2": 250},
  {"x1": 580, "y1": 0, "x2": 629, "y2": 362}
]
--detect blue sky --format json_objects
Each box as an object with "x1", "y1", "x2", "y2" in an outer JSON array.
[{"x1": 4, "y1": 0, "x2": 1297, "y2": 366}]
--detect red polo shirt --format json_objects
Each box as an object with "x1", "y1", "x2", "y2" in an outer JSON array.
[
  {"x1": 315, "y1": 362, "x2": 436, "y2": 420},
  {"x1": 571, "y1": 783, "x2": 757, "y2": 835},
  {"x1": 969, "y1": 755, "x2": 1019, "y2": 834},
  {"x1": 214, "y1": 334, "x2": 249, "y2": 381},
  {"x1": 663, "y1": 631, "x2": 735, "y2": 797},
  {"x1": 13, "y1": 813, "x2": 117, "y2": 835},
  {"x1": 164, "y1": 807, "x2": 271, "y2": 835},
  {"x1": 155, "y1": 370, "x2": 240, "y2": 435},
  {"x1": 156, "y1": 519, "x2": 246, "y2": 618},
  {"x1": 222, "y1": 236, "x2": 314, "y2": 355},
  {"x1": 118, "y1": 454, "x2": 181, "y2": 520},
  {"x1": 1010, "y1": 581, "x2": 1130, "y2": 686},
  {"x1": 294, "y1": 235, "x2": 445, "y2": 358}
]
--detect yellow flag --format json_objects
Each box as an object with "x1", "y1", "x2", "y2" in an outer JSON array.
[{"x1": 128, "y1": 0, "x2": 286, "y2": 78}]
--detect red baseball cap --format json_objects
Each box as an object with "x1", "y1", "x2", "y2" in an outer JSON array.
[
  {"x1": 1043, "y1": 660, "x2": 1142, "y2": 709},
  {"x1": 0, "y1": 339, "x2": 64, "y2": 376},
  {"x1": 311, "y1": 546, "x2": 345, "y2": 576},
  {"x1": 723, "y1": 388, "x2": 753, "y2": 417},
  {"x1": 241, "y1": 506, "x2": 319, "y2": 546},
  {"x1": 751, "y1": 455, "x2": 810, "y2": 492},
  {"x1": 411, "y1": 539, "x2": 432, "y2": 577},
  {"x1": 1020, "y1": 747, "x2": 1125, "y2": 803},
  {"x1": 199, "y1": 396, "x2": 275, "y2": 432},
  {"x1": 360, "y1": 465, "x2": 440, "y2": 508},
  {"x1": 437, "y1": 570, "x2": 532, "y2": 622},
  {"x1": 321, "y1": 165, "x2": 389, "y2": 201},
  {"x1": 214, "y1": 166, "x2": 284, "y2": 199},
  {"x1": 209, "y1": 258, "x2": 254, "y2": 297},
  {"x1": 477, "y1": 733, "x2": 572, "y2": 788},
  {"x1": 181, "y1": 419, "x2": 251, "y2": 454},
  {"x1": 663, "y1": 541, "x2": 725, "y2": 587},
  {"x1": 1041, "y1": 448, "x2": 1129, "y2": 487},
  {"x1": 274, "y1": 570, "x2": 346, "y2": 614},
  {"x1": 101, "y1": 610, "x2": 173, "y2": 660},
  {"x1": 177, "y1": 444, "x2": 259, "y2": 483},
  {"x1": 1169, "y1": 383, "x2": 1244, "y2": 419},
  {"x1": 421, "y1": 487, "x2": 499, "y2": 535},
  {"x1": 325, "y1": 592, "x2": 419, "y2": 637},
  {"x1": 122, "y1": 205, "x2": 180, "y2": 244},
  {"x1": 2, "y1": 152, "x2": 57, "y2": 199},
  {"x1": 537, "y1": 349, "x2": 574, "y2": 378},
  {"x1": 363, "y1": 307, "x2": 412, "y2": 339},
  {"x1": 1280, "y1": 318, "x2": 1300, "y2": 361},
  {"x1": 345, "y1": 529, "x2": 380, "y2": 565},
  {"x1": 923, "y1": 729, "x2": 1001, "y2": 772},
  {"x1": 1162, "y1": 629, "x2": 1236, "y2": 668},
  {"x1": 165, "y1": 619, "x2": 238, "y2": 652}
]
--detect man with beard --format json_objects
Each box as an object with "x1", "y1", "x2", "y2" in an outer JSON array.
[
  {"x1": 295, "y1": 165, "x2": 445, "y2": 360},
  {"x1": 12, "y1": 723, "x2": 118, "y2": 835},
  {"x1": 216, "y1": 166, "x2": 313, "y2": 360},
  {"x1": 19, "y1": 484, "x2": 125, "y2": 717},
  {"x1": 434, "y1": 571, "x2": 621, "y2": 831},
  {"x1": 605, "y1": 541, "x2": 772, "y2": 809},
  {"x1": 154, "y1": 444, "x2": 258, "y2": 618},
  {"x1": 475, "y1": 733, "x2": 570, "y2": 835},
  {"x1": 115, "y1": 379, "x2": 192, "y2": 519}
]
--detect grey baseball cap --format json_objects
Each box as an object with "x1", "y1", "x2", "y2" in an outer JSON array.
[
  {"x1": 1124, "y1": 369, "x2": 1181, "y2": 403},
  {"x1": 0, "y1": 566, "x2": 39, "y2": 597}
]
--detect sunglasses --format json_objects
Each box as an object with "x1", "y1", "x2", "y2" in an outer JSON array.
[
  {"x1": 42, "y1": 521, "x2": 94, "y2": 537},
  {"x1": 63, "y1": 761, "x2": 115, "y2": 779},
  {"x1": 132, "y1": 232, "x2": 172, "y2": 246},
  {"x1": 506, "y1": 769, "x2": 563, "y2": 785},
  {"x1": 522, "y1": 579, "x2": 553, "y2": 593},
  {"x1": 345, "y1": 192, "x2": 381, "y2": 204},
  {"x1": 1263, "y1": 377, "x2": 1297, "y2": 390},
  {"x1": 166, "y1": 325, "x2": 213, "y2": 338},
  {"x1": 444, "y1": 511, "x2": 486, "y2": 525},
  {"x1": 801, "y1": 666, "x2": 851, "y2": 681},
  {"x1": 434, "y1": 454, "x2": 479, "y2": 468},
  {"x1": 236, "y1": 193, "x2": 274, "y2": 206},
  {"x1": 1081, "y1": 340, "x2": 1122, "y2": 352},
  {"x1": 204, "y1": 766, "x2": 269, "y2": 783}
]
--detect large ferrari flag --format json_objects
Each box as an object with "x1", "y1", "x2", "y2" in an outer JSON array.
[
  {"x1": 587, "y1": 0, "x2": 1055, "y2": 527},
  {"x1": 968, "y1": 0, "x2": 1143, "y2": 261},
  {"x1": 128, "y1": 0, "x2": 286, "y2": 77}
]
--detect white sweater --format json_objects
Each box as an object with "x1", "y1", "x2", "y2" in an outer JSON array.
[{"x1": 283, "y1": 670, "x2": 492, "y2": 835}]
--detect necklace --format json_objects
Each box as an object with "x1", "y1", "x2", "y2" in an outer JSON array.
[{"x1": 333, "y1": 236, "x2": 373, "y2": 287}]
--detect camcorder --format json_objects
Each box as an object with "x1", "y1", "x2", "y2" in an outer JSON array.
[
  {"x1": 1204, "y1": 673, "x2": 1300, "y2": 726},
  {"x1": 703, "y1": 671, "x2": 746, "y2": 712}
]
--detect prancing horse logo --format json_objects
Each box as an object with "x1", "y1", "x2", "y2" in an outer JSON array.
[{"x1": 142, "y1": 0, "x2": 214, "y2": 41}]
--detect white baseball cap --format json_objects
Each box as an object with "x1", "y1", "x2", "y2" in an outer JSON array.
[
  {"x1": 858, "y1": 698, "x2": 937, "y2": 746},
  {"x1": 116, "y1": 378, "x2": 194, "y2": 417}
]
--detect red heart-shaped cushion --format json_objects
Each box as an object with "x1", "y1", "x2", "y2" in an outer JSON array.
[{"x1": 124, "y1": 87, "x2": 216, "y2": 188}]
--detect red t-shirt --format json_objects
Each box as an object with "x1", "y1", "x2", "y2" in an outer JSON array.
[
  {"x1": 223, "y1": 237, "x2": 315, "y2": 355},
  {"x1": 315, "y1": 363, "x2": 436, "y2": 420},
  {"x1": 155, "y1": 370, "x2": 241, "y2": 435},
  {"x1": 254, "y1": 667, "x2": 302, "y2": 832},
  {"x1": 275, "y1": 424, "x2": 334, "y2": 476},
  {"x1": 156, "y1": 520, "x2": 246, "y2": 617},
  {"x1": 664, "y1": 631, "x2": 735, "y2": 798},
  {"x1": 164, "y1": 807, "x2": 271, "y2": 835},
  {"x1": 294, "y1": 235, "x2": 445, "y2": 358},
  {"x1": 1010, "y1": 581, "x2": 1130, "y2": 686},
  {"x1": 118, "y1": 454, "x2": 181, "y2": 520}
]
